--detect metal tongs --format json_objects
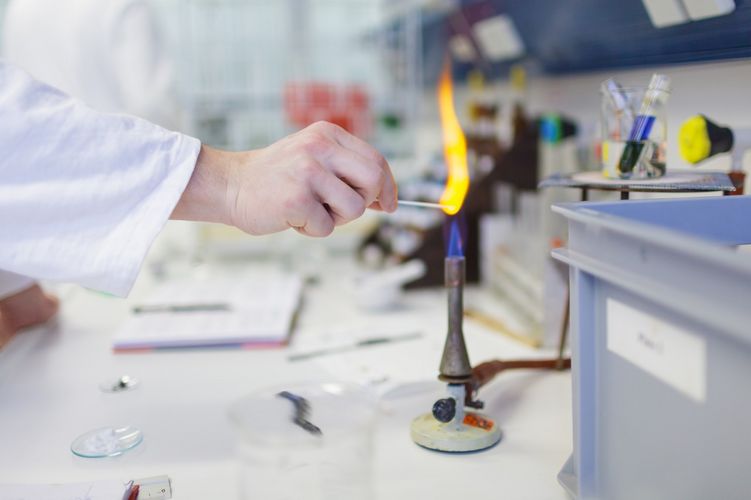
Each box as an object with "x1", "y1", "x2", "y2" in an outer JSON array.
[{"x1": 277, "y1": 391, "x2": 323, "y2": 436}]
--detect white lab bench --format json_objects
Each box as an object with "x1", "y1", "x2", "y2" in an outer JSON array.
[{"x1": 0, "y1": 257, "x2": 572, "y2": 499}]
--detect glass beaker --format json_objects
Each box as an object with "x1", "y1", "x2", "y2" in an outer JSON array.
[
  {"x1": 600, "y1": 77, "x2": 669, "y2": 179},
  {"x1": 228, "y1": 382, "x2": 377, "y2": 500}
]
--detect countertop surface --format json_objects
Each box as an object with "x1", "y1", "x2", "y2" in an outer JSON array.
[{"x1": 0, "y1": 257, "x2": 572, "y2": 499}]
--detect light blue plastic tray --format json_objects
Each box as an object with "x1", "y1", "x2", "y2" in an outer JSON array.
[{"x1": 552, "y1": 195, "x2": 751, "y2": 500}]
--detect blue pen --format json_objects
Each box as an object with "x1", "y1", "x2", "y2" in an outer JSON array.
[{"x1": 618, "y1": 74, "x2": 671, "y2": 174}]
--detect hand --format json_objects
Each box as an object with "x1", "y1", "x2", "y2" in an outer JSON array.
[
  {"x1": 0, "y1": 284, "x2": 59, "y2": 349},
  {"x1": 173, "y1": 121, "x2": 397, "y2": 237}
]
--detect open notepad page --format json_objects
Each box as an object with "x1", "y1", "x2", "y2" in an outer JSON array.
[
  {"x1": 113, "y1": 270, "x2": 303, "y2": 350},
  {"x1": 0, "y1": 480, "x2": 127, "y2": 500}
]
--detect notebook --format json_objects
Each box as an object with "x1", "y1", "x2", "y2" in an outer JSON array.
[
  {"x1": 112, "y1": 270, "x2": 303, "y2": 351},
  {"x1": 0, "y1": 475, "x2": 171, "y2": 500},
  {"x1": 0, "y1": 480, "x2": 127, "y2": 500}
]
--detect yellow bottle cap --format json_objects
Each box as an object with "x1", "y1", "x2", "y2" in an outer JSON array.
[
  {"x1": 510, "y1": 64, "x2": 526, "y2": 91},
  {"x1": 468, "y1": 70, "x2": 485, "y2": 91},
  {"x1": 679, "y1": 115, "x2": 712, "y2": 164}
]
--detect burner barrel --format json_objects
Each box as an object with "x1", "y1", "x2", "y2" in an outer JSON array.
[{"x1": 439, "y1": 256, "x2": 472, "y2": 383}]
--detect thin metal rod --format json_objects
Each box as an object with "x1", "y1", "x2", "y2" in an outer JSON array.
[
  {"x1": 397, "y1": 200, "x2": 453, "y2": 210},
  {"x1": 287, "y1": 331, "x2": 423, "y2": 362},
  {"x1": 556, "y1": 288, "x2": 570, "y2": 370}
]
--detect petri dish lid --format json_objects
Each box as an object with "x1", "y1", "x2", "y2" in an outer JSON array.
[
  {"x1": 228, "y1": 382, "x2": 377, "y2": 446},
  {"x1": 70, "y1": 426, "x2": 143, "y2": 458}
]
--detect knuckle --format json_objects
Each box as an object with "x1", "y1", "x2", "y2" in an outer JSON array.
[
  {"x1": 311, "y1": 121, "x2": 334, "y2": 134},
  {"x1": 284, "y1": 188, "x2": 312, "y2": 213},
  {"x1": 364, "y1": 147, "x2": 387, "y2": 168},
  {"x1": 297, "y1": 157, "x2": 323, "y2": 179},
  {"x1": 375, "y1": 151, "x2": 388, "y2": 167},
  {"x1": 327, "y1": 122, "x2": 346, "y2": 135},
  {"x1": 299, "y1": 133, "x2": 331, "y2": 157}
]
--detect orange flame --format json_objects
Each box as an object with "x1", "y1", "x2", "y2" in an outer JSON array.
[{"x1": 437, "y1": 63, "x2": 469, "y2": 216}]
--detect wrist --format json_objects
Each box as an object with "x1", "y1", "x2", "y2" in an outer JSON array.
[{"x1": 172, "y1": 144, "x2": 235, "y2": 225}]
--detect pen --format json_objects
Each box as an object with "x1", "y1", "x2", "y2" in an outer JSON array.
[
  {"x1": 600, "y1": 78, "x2": 633, "y2": 139},
  {"x1": 132, "y1": 303, "x2": 231, "y2": 314},
  {"x1": 288, "y1": 331, "x2": 423, "y2": 361},
  {"x1": 122, "y1": 481, "x2": 134, "y2": 500},
  {"x1": 618, "y1": 74, "x2": 671, "y2": 174},
  {"x1": 127, "y1": 484, "x2": 139, "y2": 500}
]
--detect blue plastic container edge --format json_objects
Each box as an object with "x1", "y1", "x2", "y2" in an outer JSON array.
[{"x1": 552, "y1": 200, "x2": 751, "y2": 278}]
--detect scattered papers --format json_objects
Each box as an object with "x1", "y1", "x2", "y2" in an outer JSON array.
[{"x1": 113, "y1": 270, "x2": 302, "y2": 350}]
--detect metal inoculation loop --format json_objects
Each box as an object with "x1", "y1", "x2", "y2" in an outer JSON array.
[
  {"x1": 99, "y1": 375, "x2": 139, "y2": 393},
  {"x1": 277, "y1": 391, "x2": 323, "y2": 436}
]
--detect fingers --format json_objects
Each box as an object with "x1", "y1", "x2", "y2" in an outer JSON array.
[
  {"x1": 321, "y1": 146, "x2": 385, "y2": 209},
  {"x1": 367, "y1": 199, "x2": 387, "y2": 211},
  {"x1": 288, "y1": 159, "x2": 366, "y2": 232},
  {"x1": 293, "y1": 201, "x2": 335, "y2": 237},
  {"x1": 280, "y1": 165, "x2": 337, "y2": 237},
  {"x1": 306, "y1": 122, "x2": 397, "y2": 212},
  {"x1": 0, "y1": 284, "x2": 59, "y2": 331},
  {"x1": 312, "y1": 172, "x2": 367, "y2": 226},
  {"x1": 0, "y1": 316, "x2": 15, "y2": 350},
  {"x1": 227, "y1": 121, "x2": 397, "y2": 239}
]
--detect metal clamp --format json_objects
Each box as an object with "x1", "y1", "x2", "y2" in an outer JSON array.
[{"x1": 277, "y1": 391, "x2": 323, "y2": 436}]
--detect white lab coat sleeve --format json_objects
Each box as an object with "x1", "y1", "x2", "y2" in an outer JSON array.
[
  {"x1": 0, "y1": 61, "x2": 201, "y2": 297},
  {"x1": 0, "y1": 270, "x2": 35, "y2": 300}
]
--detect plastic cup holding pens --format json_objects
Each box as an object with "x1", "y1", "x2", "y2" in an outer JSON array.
[
  {"x1": 600, "y1": 75, "x2": 670, "y2": 179},
  {"x1": 228, "y1": 382, "x2": 377, "y2": 500}
]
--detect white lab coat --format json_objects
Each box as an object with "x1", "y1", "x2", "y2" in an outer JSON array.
[
  {"x1": 0, "y1": 62, "x2": 201, "y2": 296},
  {"x1": 0, "y1": 271, "x2": 34, "y2": 301},
  {"x1": 1, "y1": 0, "x2": 192, "y2": 299}
]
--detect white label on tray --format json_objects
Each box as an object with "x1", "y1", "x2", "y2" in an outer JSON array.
[{"x1": 606, "y1": 298, "x2": 706, "y2": 403}]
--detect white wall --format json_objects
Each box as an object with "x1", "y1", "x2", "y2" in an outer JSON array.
[
  {"x1": 525, "y1": 59, "x2": 751, "y2": 175},
  {"x1": 0, "y1": 0, "x2": 9, "y2": 50},
  {"x1": 412, "y1": 59, "x2": 751, "y2": 193}
]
